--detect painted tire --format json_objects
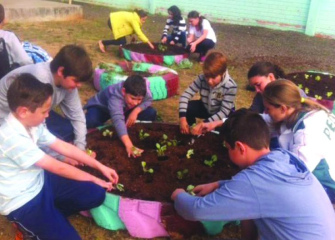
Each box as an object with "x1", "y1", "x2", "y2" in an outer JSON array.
[
  {"x1": 93, "y1": 61, "x2": 179, "y2": 101},
  {"x1": 120, "y1": 44, "x2": 189, "y2": 66},
  {"x1": 287, "y1": 71, "x2": 335, "y2": 113}
]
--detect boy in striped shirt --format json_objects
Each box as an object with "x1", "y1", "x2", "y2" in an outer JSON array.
[{"x1": 179, "y1": 52, "x2": 237, "y2": 135}]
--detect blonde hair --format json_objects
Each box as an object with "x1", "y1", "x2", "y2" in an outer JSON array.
[
  {"x1": 262, "y1": 79, "x2": 329, "y2": 129},
  {"x1": 203, "y1": 52, "x2": 227, "y2": 78}
]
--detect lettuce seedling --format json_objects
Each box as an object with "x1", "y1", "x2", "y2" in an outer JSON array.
[
  {"x1": 116, "y1": 183, "x2": 125, "y2": 192},
  {"x1": 186, "y1": 149, "x2": 194, "y2": 159},
  {"x1": 102, "y1": 129, "x2": 113, "y2": 137},
  {"x1": 177, "y1": 169, "x2": 189, "y2": 180},
  {"x1": 156, "y1": 143, "x2": 167, "y2": 157},
  {"x1": 204, "y1": 155, "x2": 218, "y2": 167},
  {"x1": 186, "y1": 185, "x2": 196, "y2": 195},
  {"x1": 139, "y1": 129, "x2": 150, "y2": 140},
  {"x1": 141, "y1": 161, "x2": 154, "y2": 174}
]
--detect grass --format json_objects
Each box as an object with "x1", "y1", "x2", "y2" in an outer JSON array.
[{"x1": 0, "y1": 1, "x2": 334, "y2": 239}]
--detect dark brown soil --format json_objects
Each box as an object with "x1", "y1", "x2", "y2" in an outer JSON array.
[
  {"x1": 84, "y1": 123, "x2": 239, "y2": 203},
  {"x1": 286, "y1": 71, "x2": 335, "y2": 100},
  {"x1": 123, "y1": 43, "x2": 188, "y2": 55}
]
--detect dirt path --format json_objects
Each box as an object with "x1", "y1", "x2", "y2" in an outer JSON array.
[{"x1": 0, "y1": 1, "x2": 334, "y2": 239}]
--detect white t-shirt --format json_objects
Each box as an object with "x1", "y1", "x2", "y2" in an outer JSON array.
[{"x1": 189, "y1": 19, "x2": 217, "y2": 43}]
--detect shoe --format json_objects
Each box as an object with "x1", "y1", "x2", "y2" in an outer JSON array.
[{"x1": 98, "y1": 40, "x2": 106, "y2": 53}]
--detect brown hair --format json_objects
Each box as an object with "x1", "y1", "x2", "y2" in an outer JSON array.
[
  {"x1": 0, "y1": 4, "x2": 4, "y2": 24},
  {"x1": 262, "y1": 79, "x2": 328, "y2": 129},
  {"x1": 203, "y1": 52, "x2": 227, "y2": 78}
]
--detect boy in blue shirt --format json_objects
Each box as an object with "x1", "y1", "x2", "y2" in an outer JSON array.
[
  {"x1": 0, "y1": 73, "x2": 119, "y2": 240},
  {"x1": 172, "y1": 109, "x2": 335, "y2": 240},
  {"x1": 85, "y1": 75, "x2": 157, "y2": 158}
]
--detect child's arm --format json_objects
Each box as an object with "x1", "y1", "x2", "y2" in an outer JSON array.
[
  {"x1": 48, "y1": 139, "x2": 119, "y2": 184},
  {"x1": 120, "y1": 134, "x2": 143, "y2": 158},
  {"x1": 6, "y1": 32, "x2": 34, "y2": 66},
  {"x1": 35, "y1": 154, "x2": 116, "y2": 191}
]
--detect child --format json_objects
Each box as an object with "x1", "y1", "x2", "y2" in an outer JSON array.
[
  {"x1": 248, "y1": 61, "x2": 306, "y2": 113},
  {"x1": 0, "y1": 73, "x2": 119, "y2": 240},
  {"x1": 161, "y1": 6, "x2": 187, "y2": 48},
  {"x1": 0, "y1": 44, "x2": 92, "y2": 151},
  {"x1": 262, "y1": 80, "x2": 335, "y2": 203},
  {"x1": 85, "y1": 75, "x2": 157, "y2": 158},
  {"x1": 0, "y1": 4, "x2": 33, "y2": 78},
  {"x1": 186, "y1": 11, "x2": 216, "y2": 62},
  {"x1": 98, "y1": 9, "x2": 154, "y2": 52},
  {"x1": 172, "y1": 109, "x2": 335, "y2": 239},
  {"x1": 179, "y1": 52, "x2": 236, "y2": 135}
]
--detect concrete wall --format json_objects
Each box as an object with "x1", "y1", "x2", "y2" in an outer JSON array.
[{"x1": 74, "y1": 0, "x2": 335, "y2": 39}]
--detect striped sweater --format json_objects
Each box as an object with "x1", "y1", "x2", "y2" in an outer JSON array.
[
  {"x1": 179, "y1": 72, "x2": 237, "y2": 122},
  {"x1": 162, "y1": 18, "x2": 187, "y2": 42}
]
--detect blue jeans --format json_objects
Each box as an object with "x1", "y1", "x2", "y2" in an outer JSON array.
[
  {"x1": 45, "y1": 110, "x2": 74, "y2": 143},
  {"x1": 85, "y1": 106, "x2": 157, "y2": 129},
  {"x1": 166, "y1": 32, "x2": 187, "y2": 48},
  {"x1": 7, "y1": 171, "x2": 105, "y2": 240}
]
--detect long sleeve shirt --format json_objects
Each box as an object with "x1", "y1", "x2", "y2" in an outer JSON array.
[
  {"x1": 84, "y1": 81, "x2": 153, "y2": 137},
  {"x1": 0, "y1": 62, "x2": 87, "y2": 149},
  {"x1": 179, "y1": 72, "x2": 237, "y2": 122},
  {"x1": 162, "y1": 18, "x2": 187, "y2": 42}
]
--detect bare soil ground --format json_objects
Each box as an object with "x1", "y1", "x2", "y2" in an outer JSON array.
[{"x1": 0, "y1": 1, "x2": 334, "y2": 239}]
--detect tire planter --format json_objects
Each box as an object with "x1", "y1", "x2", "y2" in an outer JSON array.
[
  {"x1": 84, "y1": 123, "x2": 240, "y2": 239},
  {"x1": 120, "y1": 43, "x2": 189, "y2": 66},
  {"x1": 94, "y1": 61, "x2": 179, "y2": 101},
  {"x1": 287, "y1": 71, "x2": 335, "y2": 113}
]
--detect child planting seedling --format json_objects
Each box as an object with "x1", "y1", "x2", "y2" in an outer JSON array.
[
  {"x1": 186, "y1": 185, "x2": 195, "y2": 195},
  {"x1": 131, "y1": 146, "x2": 142, "y2": 157},
  {"x1": 139, "y1": 129, "x2": 150, "y2": 140},
  {"x1": 141, "y1": 161, "x2": 154, "y2": 174},
  {"x1": 204, "y1": 154, "x2": 218, "y2": 167}
]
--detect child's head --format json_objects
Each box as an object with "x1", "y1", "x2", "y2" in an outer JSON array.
[
  {"x1": 188, "y1": 11, "x2": 204, "y2": 30},
  {"x1": 221, "y1": 108, "x2": 270, "y2": 168},
  {"x1": 0, "y1": 4, "x2": 5, "y2": 25},
  {"x1": 50, "y1": 44, "x2": 93, "y2": 84},
  {"x1": 262, "y1": 79, "x2": 327, "y2": 128},
  {"x1": 122, "y1": 75, "x2": 147, "y2": 109},
  {"x1": 135, "y1": 9, "x2": 148, "y2": 24},
  {"x1": 168, "y1": 6, "x2": 182, "y2": 23},
  {"x1": 247, "y1": 61, "x2": 285, "y2": 93},
  {"x1": 8, "y1": 73, "x2": 53, "y2": 126},
  {"x1": 203, "y1": 52, "x2": 227, "y2": 88}
]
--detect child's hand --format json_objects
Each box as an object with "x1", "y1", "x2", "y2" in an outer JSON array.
[
  {"x1": 171, "y1": 188, "x2": 186, "y2": 200},
  {"x1": 126, "y1": 111, "x2": 139, "y2": 127},
  {"x1": 193, "y1": 182, "x2": 219, "y2": 196},
  {"x1": 190, "y1": 42, "x2": 197, "y2": 52},
  {"x1": 190, "y1": 123, "x2": 202, "y2": 135},
  {"x1": 127, "y1": 145, "x2": 144, "y2": 158},
  {"x1": 93, "y1": 177, "x2": 114, "y2": 191},
  {"x1": 148, "y1": 42, "x2": 155, "y2": 49},
  {"x1": 161, "y1": 37, "x2": 167, "y2": 44},
  {"x1": 170, "y1": 40, "x2": 175, "y2": 45},
  {"x1": 98, "y1": 165, "x2": 119, "y2": 185},
  {"x1": 179, "y1": 118, "x2": 190, "y2": 134}
]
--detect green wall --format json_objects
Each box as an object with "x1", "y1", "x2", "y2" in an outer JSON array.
[{"x1": 75, "y1": 0, "x2": 335, "y2": 39}]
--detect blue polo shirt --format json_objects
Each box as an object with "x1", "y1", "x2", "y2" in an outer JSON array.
[{"x1": 0, "y1": 113, "x2": 56, "y2": 215}]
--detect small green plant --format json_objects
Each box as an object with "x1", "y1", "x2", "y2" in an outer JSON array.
[
  {"x1": 304, "y1": 87, "x2": 309, "y2": 94},
  {"x1": 131, "y1": 146, "x2": 142, "y2": 157},
  {"x1": 315, "y1": 95, "x2": 322, "y2": 100},
  {"x1": 158, "y1": 43, "x2": 168, "y2": 52},
  {"x1": 315, "y1": 75, "x2": 321, "y2": 81},
  {"x1": 204, "y1": 155, "x2": 218, "y2": 167},
  {"x1": 116, "y1": 183, "x2": 125, "y2": 192},
  {"x1": 186, "y1": 185, "x2": 196, "y2": 195},
  {"x1": 327, "y1": 92, "x2": 333, "y2": 98},
  {"x1": 160, "y1": 134, "x2": 179, "y2": 146},
  {"x1": 177, "y1": 169, "x2": 189, "y2": 180},
  {"x1": 139, "y1": 129, "x2": 150, "y2": 140},
  {"x1": 156, "y1": 143, "x2": 167, "y2": 157},
  {"x1": 186, "y1": 149, "x2": 194, "y2": 159},
  {"x1": 102, "y1": 129, "x2": 113, "y2": 137},
  {"x1": 86, "y1": 148, "x2": 93, "y2": 156},
  {"x1": 141, "y1": 161, "x2": 154, "y2": 174}
]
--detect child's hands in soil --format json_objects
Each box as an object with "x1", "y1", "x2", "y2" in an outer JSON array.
[
  {"x1": 148, "y1": 41, "x2": 155, "y2": 49},
  {"x1": 190, "y1": 123, "x2": 202, "y2": 135},
  {"x1": 161, "y1": 37, "x2": 167, "y2": 44},
  {"x1": 179, "y1": 117, "x2": 190, "y2": 134},
  {"x1": 171, "y1": 188, "x2": 186, "y2": 200},
  {"x1": 127, "y1": 145, "x2": 143, "y2": 158},
  {"x1": 192, "y1": 182, "x2": 219, "y2": 196},
  {"x1": 170, "y1": 40, "x2": 175, "y2": 45},
  {"x1": 98, "y1": 165, "x2": 119, "y2": 186}
]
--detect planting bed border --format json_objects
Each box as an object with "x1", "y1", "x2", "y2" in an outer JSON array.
[
  {"x1": 120, "y1": 45, "x2": 189, "y2": 66},
  {"x1": 287, "y1": 71, "x2": 335, "y2": 113},
  {"x1": 87, "y1": 123, "x2": 238, "y2": 239},
  {"x1": 93, "y1": 61, "x2": 179, "y2": 100}
]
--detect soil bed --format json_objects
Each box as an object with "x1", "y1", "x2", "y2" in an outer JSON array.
[
  {"x1": 123, "y1": 43, "x2": 187, "y2": 55},
  {"x1": 84, "y1": 123, "x2": 239, "y2": 202}
]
